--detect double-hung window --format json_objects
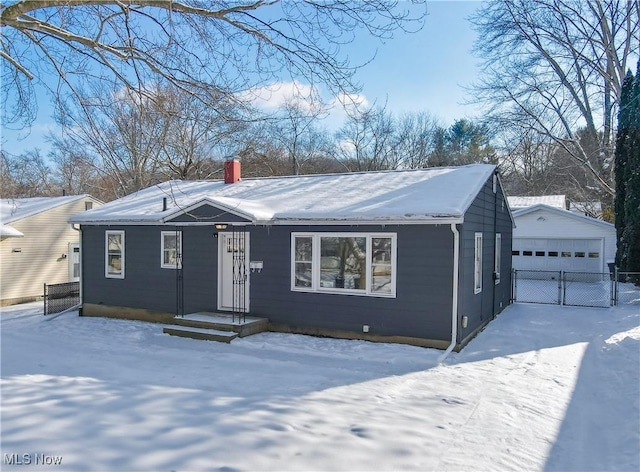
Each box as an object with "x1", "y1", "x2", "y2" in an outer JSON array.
[
  {"x1": 474, "y1": 232, "x2": 483, "y2": 294},
  {"x1": 161, "y1": 231, "x2": 182, "y2": 269},
  {"x1": 105, "y1": 230, "x2": 125, "y2": 278},
  {"x1": 292, "y1": 233, "x2": 396, "y2": 297}
]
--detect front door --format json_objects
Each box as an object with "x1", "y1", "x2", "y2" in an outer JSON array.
[{"x1": 218, "y1": 231, "x2": 250, "y2": 312}]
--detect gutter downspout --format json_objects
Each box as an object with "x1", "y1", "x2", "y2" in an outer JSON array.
[
  {"x1": 439, "y1": 223, "x2": 460, "y2": 363},
  {"x1": 71, "y1": 223, "x2": 83, "y2": 315}
]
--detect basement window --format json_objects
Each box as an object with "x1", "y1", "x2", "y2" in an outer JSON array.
[
  {"x1": 292, "y1": 233, "x2": 396, "y2": 297},
  {"x1": 105, "y1": 230, "x2": 124, "y2": 279}
]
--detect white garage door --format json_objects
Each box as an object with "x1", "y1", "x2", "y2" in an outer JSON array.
[{"x1": 512, "y1": 238, "x2": 603, "y2": 273}]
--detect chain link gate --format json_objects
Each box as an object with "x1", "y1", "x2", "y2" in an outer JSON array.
[{"x1": 512, "y1": 270, "x2": 615, "y2": 308}]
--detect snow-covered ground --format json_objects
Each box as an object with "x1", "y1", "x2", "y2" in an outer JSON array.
[{"x1": 1, "y1": 295, "x2": 639, "y2": 471}]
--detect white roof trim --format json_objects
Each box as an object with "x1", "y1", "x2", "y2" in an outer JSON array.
[
  {"x1": 161, "y1": 197, "x2": 257, "y2": 223},
  {"x1": 0, "y1": 225, "x2": 24, "y2": 237},
  {"x1": 512, "y1": 204, "x2": 614, "y2": 229}
]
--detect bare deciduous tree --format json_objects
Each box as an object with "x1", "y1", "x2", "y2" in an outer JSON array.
[
  {"x1": 470, "y1": 0, "x2": 639, "y2": 199},
  {"x1": 1, "y1": 0, "x2": 426, "y2": 129},
  {"x1": 333, "y1": 104, "x2": 401, "y2": 171}
]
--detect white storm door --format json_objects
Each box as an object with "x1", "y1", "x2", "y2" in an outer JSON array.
[
  {"x1": 69, "y1": 244, "x2": 81, "y2": 282},
  {"x1": 218, "y1": 232, "x2": 250, "y2": 312}
]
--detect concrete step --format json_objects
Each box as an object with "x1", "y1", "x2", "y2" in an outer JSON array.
[
  {"x1": 163, "y1": 325, "x2": 239, "y2": 343},
  {"x1": 172, "y1": 312, "x2": 269, "y2": 337}
]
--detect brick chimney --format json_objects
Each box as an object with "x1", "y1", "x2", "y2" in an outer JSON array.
[{"x1": 224, "y1": 158, "x2": 241, "y2": 184}]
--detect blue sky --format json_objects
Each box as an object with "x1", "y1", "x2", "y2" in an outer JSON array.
[{"x1": 0, "y1": 1, "x2": 483, "y2": 157}]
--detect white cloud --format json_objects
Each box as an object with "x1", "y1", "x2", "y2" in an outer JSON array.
[{"x1": 242, "y1": 81, "x2": 320, "y2": 111}]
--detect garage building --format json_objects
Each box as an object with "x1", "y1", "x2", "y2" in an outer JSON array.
[{"x1": 512, "y1": 204, "x2": 616, "y2": 274}]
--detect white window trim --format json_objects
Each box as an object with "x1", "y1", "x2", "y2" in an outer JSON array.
[
  {"x1": 291, "y1": 232, "x2": 397, "y2": 298},
  {"x1": 494, "y1": 233, "x2": 501, "y2": 285},
  {"x1": 161, "y1": 231, "x2": 182, "y2": 269},
  {"x1": 474, "y1": 232, "x2": 483, "y2": 294},
  {"x1": 105, "y1": 230, "x2": 125, "y2": 279}
]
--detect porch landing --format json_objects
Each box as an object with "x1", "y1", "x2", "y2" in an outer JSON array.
[{"x1": 162, "y1": 312, "x2": 269, "y2": 343}]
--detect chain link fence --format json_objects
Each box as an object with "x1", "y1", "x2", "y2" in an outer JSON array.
[
  {"x1": 615, "y1": 272, "x2": 640, "y2": 305},
  {"x1": 44, "y1": 281, "x2": 80, "y2": 315},
  {"x1": 511, "y1": 269, "x2": 631, "y2": 308}
]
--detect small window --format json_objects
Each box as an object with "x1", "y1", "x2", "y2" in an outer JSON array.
[
  {"x1": 161, "y1": 231, "x2": 182, "y2": 269},
  {"x1": 575, "y1": 252, "x2": 585, "y2": 258},
  {"x1": 548, "y1": 251, "x2": 559, "y2": 257},
  {"x1": 105, "y1": 231, "x2": 124, "y2": 278},
  {"x1": 474, "y1": 232, "x2": 483, "y2": 294},
  {"x1": 85, "y1": 201, "x2": 93, "y2": 211},
  {"x1": 589, "y1": 252, "x2": 600, "y2": 258},
  {"x1": 512, "y1": 250, "x2": 520, "y2": 256},
  {"x1": 523, "y1": 250, "x2": 533, "y2": 256},
  {"x1": 562, "y1": 252, "x2": 572, "y2": 257},
  {"x1": 535, "y1": 251, "x2": 545, "y2": 257}
]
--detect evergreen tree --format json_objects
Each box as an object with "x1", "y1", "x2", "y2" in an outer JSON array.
[
  {"x1": 623, "y1": 60, "x2": 640, "y2": 282},
  {"x1": 614, "y1": 70, "x2": 635, "y2": 271}
]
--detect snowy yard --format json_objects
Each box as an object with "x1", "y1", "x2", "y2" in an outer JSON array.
[{"x1": 1, "y1": 297, "x2": 639, "y2": 471}]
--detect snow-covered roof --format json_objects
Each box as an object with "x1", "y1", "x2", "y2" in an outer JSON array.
[
  {"x1": 71, "y1": 164, "x2": 498, "y2": 225},
  {"x1": 507, "y1": 195, "x2": 566, "y2": 210},
  {"x1": 0, "y1": 195, "x2": 95, "y2": 225}
]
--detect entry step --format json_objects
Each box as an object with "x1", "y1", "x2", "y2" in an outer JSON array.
[{"x1": 163, "y1": 325, "x2": 239, "y2": 343}]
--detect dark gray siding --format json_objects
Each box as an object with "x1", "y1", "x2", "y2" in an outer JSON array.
[
  {"x1": 82, "y1": 225, "x2": 218, "y2": 314},
  {"x1": 458, "y1": 173, "x2": 513, "y2": 342},
  {"x1": 82, "y1": 223, "x2": 456, "y2": 341},
  {"x1": 248, "y1": 224, "x2": 455, "y2": 341}
]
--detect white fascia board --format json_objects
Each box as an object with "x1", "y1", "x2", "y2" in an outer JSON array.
[
  {"x1": 74, "y1": 216, "x2": 464, "y2": 226},
  {"x1": 160, "y1": 197, "x2": 256, "y2": 224},
  {"x1": 270, "y1": 217, "x2": 464, "y2": 226},
  {"x1": 513, "y1": 204, "x2": 614, "y2": 229}
]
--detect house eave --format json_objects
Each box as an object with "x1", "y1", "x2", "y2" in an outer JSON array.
[{"x1": 72, "y1": 216, "x2": 464, "y2": 226}]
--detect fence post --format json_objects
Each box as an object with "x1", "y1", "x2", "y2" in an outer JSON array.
[
  {"x1": 559, "y1": 271, "x2": 564, "y2": 306},
  {"x1": 512, "y1": 269, "x2": 517, "y2": 303},
  {"x1": 43, "y1": 283, "x2": 47, "y2": 316},
  {"x1": 613, "y1": 266, "x2": 619, "y2": 306}
]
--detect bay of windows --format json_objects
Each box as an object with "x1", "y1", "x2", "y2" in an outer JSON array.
[{"x1": 292, "y1": 233, "x2": 396, "y2": 297}]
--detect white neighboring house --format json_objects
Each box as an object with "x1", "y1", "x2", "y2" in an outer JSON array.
[
  {"x1": 511, "y1": 203, "x2": 616, "y2": 274},
  {"x1": 0, "y1": 195, "x2": 102, "y2": 306}
]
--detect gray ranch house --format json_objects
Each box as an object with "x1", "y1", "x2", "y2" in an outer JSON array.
[{"x1": 70, "y1": 162, "x2": 513, "y2": 351}]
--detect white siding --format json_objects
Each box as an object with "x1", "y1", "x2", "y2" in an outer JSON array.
[
  {"x1": 513, "y1": 207, "x2": 616, "y2": 272},
  {"x1": 0, "y1": 197, "x2": 100, "y2": 305}
]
